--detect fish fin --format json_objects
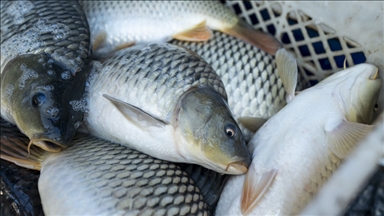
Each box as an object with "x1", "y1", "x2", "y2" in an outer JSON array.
[
  {"x1": 238, "y1": 117, "x2": 268, "y2": 132},
  {"x1": 92, "y1": 31, "x2": 107, "y2": 52},
  {"x1": 112, "y1": 41, "x2": 135, "y2": 53},
  {"x1": 222, "y1": 19, "x2": 283, "y2": 55},
  {"x1": 173, "y1": 20, "x2": 213, "y2": 41},
  {"x1": 241, "y1": 164, "x2": 277, "y2": 215},
  {"x1": 0, "y1": 130, "x2": 47, "y2": 171},
  {"x1": 325, "y1": 118, "x2": 374, "y2": 159},
  {"x1": 276, "y1": 48, "x2": 298, "y2": 103},
  {"x1": 103, "y1": 94, "x2": 169, "y2": 129}
]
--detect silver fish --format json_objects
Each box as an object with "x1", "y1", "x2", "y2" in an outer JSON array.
[
  {"x1": 216, "y1": 63, "x2": 381, "y2": 215},
  {"x1": 82, "y1": 43, "x2": 251, "y2": 175},
  {"x1": 0, "y1": 0, "x2": 91, "y2": 152},
  {"x1": 79, "y1": 1, "x2": 281, "y2": 58},
  {"x1": 172, "y1": 31, "x2": 304, "y2": 139},
  {"x1": 0, "y1": 118, "x2": 210, "y2": 216}
]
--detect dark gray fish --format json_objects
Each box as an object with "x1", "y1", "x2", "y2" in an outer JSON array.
[
  {"x1": 0, "y1": 0, "x2": 91, "y2": 153},
  {"x1": 0, "y1": 117, "x2": 211, "y2": 215}
]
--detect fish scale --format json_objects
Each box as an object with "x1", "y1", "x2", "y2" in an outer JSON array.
[
  {"x1": 80, "y1": 1, "x2": 237, "y2": 46},
  {"x1": 84, "y1": 42, "x2": 251, "y2": 175},
  {"x1": 91, "y1": 43, "x2": 226, "y2": 120},
  {"x1": 36, "y1": 133, "x2": 209, "y2": 215},
  {"x1": 216, "y1": 63, "x2": 381, "y2": 215},
  {"x1": 171, "y1": 31, "x2": 301, "y2": 139},
  {"x1": 1, "y1": 0, "x2": 90, "y2": 74},
  {"x1": 1, "y1": 0, "x2": 91, "y2": 152},
  {"x1": 174, "y1": 31, "x2": 285, "y2": 119}
]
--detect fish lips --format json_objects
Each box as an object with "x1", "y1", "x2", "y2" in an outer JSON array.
[
  {"x1": 29, "y1": 137, "x2": 65, "y2": 153},
  {"x1": 226, "y1": 160, "x2": 250, "y2": 174}
]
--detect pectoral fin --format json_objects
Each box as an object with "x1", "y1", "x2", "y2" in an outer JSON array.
[
  {"x1": 92, "y1": 31, "x2": 107, "y2": 52},
  {"x1": 221, "y1": 19, "x2": 283, "y2": 55},
  {"x1": 325, "y1": 118, "x2": 374, "y2": 159},
  {"x1": 238, "y1": 117, "x2": 268, "y2": 132},
  {"x1": 173, "y1": 20, "x2": 213, "y2": 41},
  {"x1": 1, "y1": 124, "x2": 47, "y2": 170},
  {"x1": 241, "y1": 164, "x2": 277, "y2": 215},
  {"x1": 276, "y1": 48, "x2": 298, "y2": 103},
  {"x1": 103, "y1": 94, "x2": 169, "y2": 129}
]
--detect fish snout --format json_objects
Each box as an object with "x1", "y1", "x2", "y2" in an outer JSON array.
[
  {"x1": 226, "y1": 158, "x2": 251, "y2": 175},
  {"x1": 369, "y1": 67, "x2": 379, "y2": 80}
]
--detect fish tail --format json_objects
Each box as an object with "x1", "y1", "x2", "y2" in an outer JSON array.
[{"x1": 221, "y1": 19, "x2": 283, "y2": 55}]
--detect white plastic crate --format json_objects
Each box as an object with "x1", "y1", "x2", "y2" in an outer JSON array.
[
  {"x1": 226, "y1": 1, "x2": 384, "y2": 120},
  {"x1": 225, "y1": 1, "x2": 384, "y2": 214}
]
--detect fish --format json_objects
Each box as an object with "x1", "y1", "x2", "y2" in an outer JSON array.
[
  {"x1": 171, "y1": 31, "x2": 305, "y2": 139},
  {"x1": 81, "y1": 43, "x2": 251, "y2": 175},
  {"x1": 215, "y1": 63, "x2": 382, "y2": 215},
  {"x1": 78, "y1": 1, "x2": 282, "y2": 58},
  {"x1": 1, "y1": 116, "x2": 227, "y2": 213},
  {"x1": 0, "y1": 0, "x2": 91, "y2": 152},
  {"x1": 0, "y1": 118, "x2": 210, "y2": 215}
]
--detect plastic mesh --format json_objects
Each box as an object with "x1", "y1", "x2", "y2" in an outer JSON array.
[{"x1": 226, "y1": 1, "x2": 368, "y2": 86}]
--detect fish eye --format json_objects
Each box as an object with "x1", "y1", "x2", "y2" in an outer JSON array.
[
  {"x1": 32, "y1": 92, "x2": 46, "y2": 107},
  {"x1": 374, "y1": 103, "x2": 379, "y2": 111},
  {"x1": 225, "y1": 124, "x2": 236, "y2": 138}
]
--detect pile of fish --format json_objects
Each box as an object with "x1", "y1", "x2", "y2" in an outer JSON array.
[{"x1": 0, "y1": 1, "x2": 382, "y2": 215}]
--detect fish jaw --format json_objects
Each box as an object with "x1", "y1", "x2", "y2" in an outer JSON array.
[{"x1": 226, "y1": 161, "x2": 249, "y2": 174}]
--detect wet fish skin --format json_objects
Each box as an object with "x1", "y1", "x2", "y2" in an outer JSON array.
[
  {"x1": 0, "y1": 117, "x2": 224, "y2": 213},
  {"x1": 1, "y1": 0, "x2": 90, "y2": 74},
  {"x1": 79, "y1": 1, "x2": 281, "y2": 58},
  {"x1": 216, "y1": 64, "x2": 382, "y2": 215},
  {"x1": 178, "y1": 163, "x2": 229, "y2": 211},
  {"x1": 0, "y1": 118, "x2": 210, "y2": 216},
  {"x1": 39, "y1": 134, "x2": 210, "y2": 216},
  {"x1": 0, "y1": 0, "x2": 91, "y2": 151},
  {"x1": 1, "y1": 54, "x2": 89, "y2": 152},
  {"x1": 83, "y1": 43, "x2": 251, "y2": 174},
  {"x1": 171, "y1": 31, "x2": 306, "y2": 139}
]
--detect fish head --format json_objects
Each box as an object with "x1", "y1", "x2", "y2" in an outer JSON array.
[
  {"x1": 1, "y1": 54, "x2": 88, "y2": 152},
  {"x1": 175, "y1": 87, "x2": 251, "y2": 175},
  {"x1": 324, "y1": 63, "x2": 381, "y2": 124},
  {"x1": 349, "y1": 64, "x2": 381, "y2": 124}
]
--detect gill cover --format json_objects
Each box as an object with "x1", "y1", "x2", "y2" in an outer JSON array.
[
  {"x1": 175, "y1": 87, "x2": 251, "y2": 174},
  {"x1": 1, "y1": 54, "x2": 89, "y2": 151}
]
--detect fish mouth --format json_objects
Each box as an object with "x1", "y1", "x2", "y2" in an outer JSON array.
[
  {"x1": 225, "y1": 161, "x2": 249, "y2": 175},
  {"x1": 28, "y1": 138, "x2": 64, "y2": 153},
  {"x1": 369, "y1": 69, "x2": 379, "y2": 80}
]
